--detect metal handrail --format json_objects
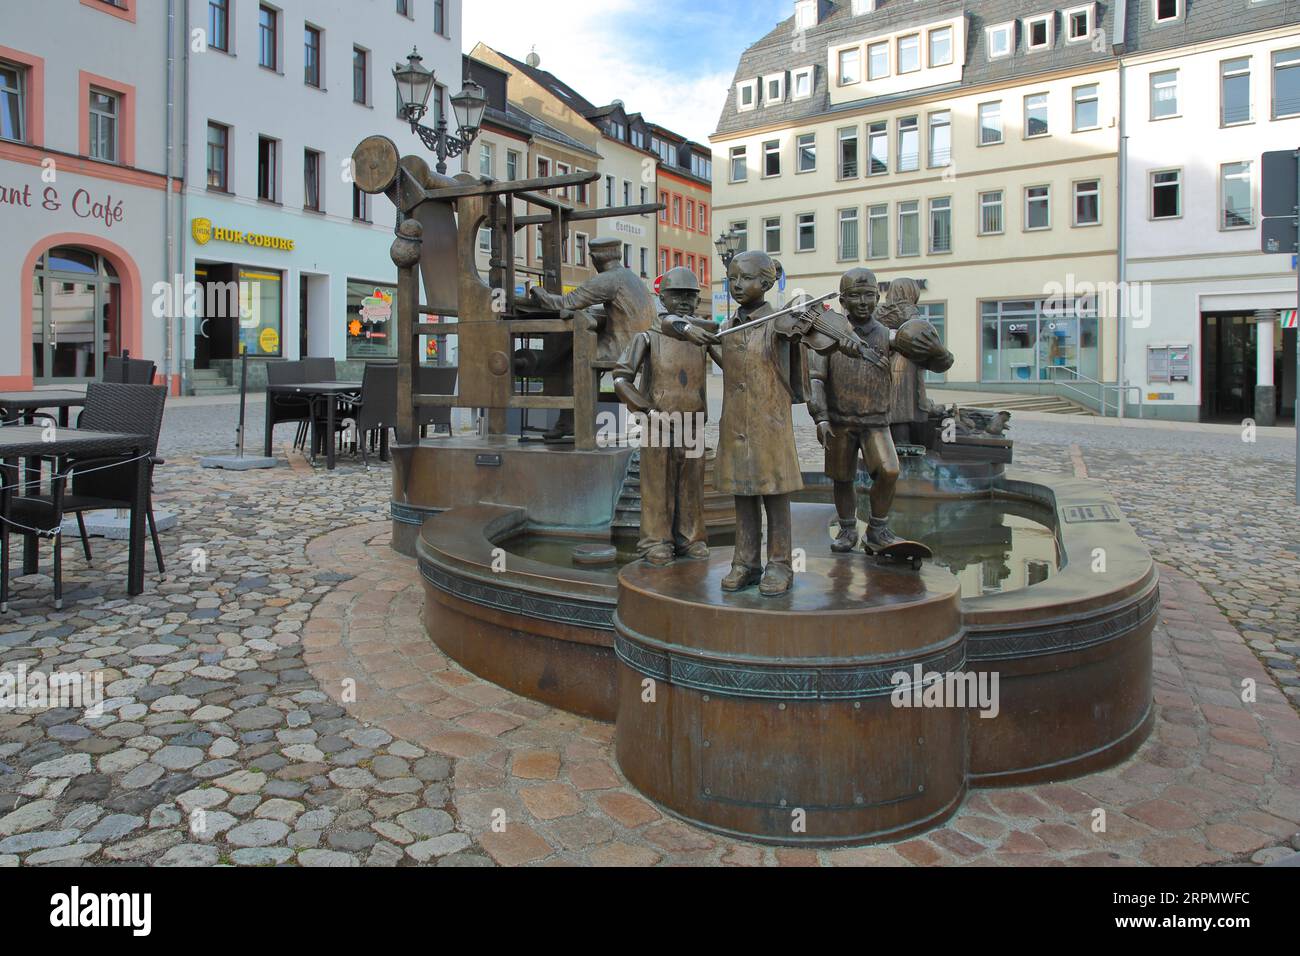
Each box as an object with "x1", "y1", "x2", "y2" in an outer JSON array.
[{"x1": 1048, "y1": 366, "x2": 1143, "y2": 418}]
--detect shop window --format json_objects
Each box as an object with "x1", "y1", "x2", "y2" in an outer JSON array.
[
  {"x1": 346, "y1": 280, "x2": 396, "y2": 359},
  {"x1": 239, "y1": 269, "x2": 283, "y2": 357}
]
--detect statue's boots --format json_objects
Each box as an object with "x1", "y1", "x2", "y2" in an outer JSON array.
[
  {"x1": 864, "y1": 516, "x2": 902, "y2": 552},
  {"x1": 831, "y1": 519, "x2": 859, "y2": 553},
  {"x1": 759, "y1": 562, "x2": 794, "y2": 597},
  {"x1": 643, "y1": 544, "x2": 674, "y2": 567},
  {"x1": 543, "y1": 410, "x2": 575, "y2": 442},
  {"x1": 721, "y1": 564, "x2": 762, "y2": 591},
  {"x1": 681, "y1": 541, "x2": 710, "y2": 560}
]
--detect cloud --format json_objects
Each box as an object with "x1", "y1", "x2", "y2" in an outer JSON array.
[{"x1": 463, "y1": 0, "x2": 777, "y2": 144}]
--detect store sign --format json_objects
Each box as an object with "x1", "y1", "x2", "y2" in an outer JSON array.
[
  {"x1": 258, "y1": 327, "x2": 280, "y2": 354},
  {"x1": 0, "y1": 181, "x2": 125, "y2": 228},
  {"x1": 191, "y1": 217, "x2": 295, "y2": 251},
  {"x1": 611, "y1": 219, "x2": 646, "y2": 239}
]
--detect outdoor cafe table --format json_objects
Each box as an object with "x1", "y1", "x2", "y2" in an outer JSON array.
[
  {"x1": 0, "y1": 425, "x2": 151, "y2": 598},
  {"x1": 264, "y1": 381, "x2": 360, "y2": 471},
  {"x1": 0, "y1": 390, "x2": 87, "y2": 428}
]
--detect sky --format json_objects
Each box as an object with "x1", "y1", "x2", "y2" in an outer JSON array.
[{"x1": 462, "y1": 0, "x2": 793, "y2": 144}]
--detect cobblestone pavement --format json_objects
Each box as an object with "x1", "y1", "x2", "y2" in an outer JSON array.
[{"x1": 0, "y1": 403, "x2": 1295, "y2": 866}]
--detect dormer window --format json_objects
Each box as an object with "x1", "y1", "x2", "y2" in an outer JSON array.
[
  {"x1": 737, "y1": 79, "x2": 757, "y2": 111},
  {"x1": 1024, "y1": 15, "x2": 1052, "y2": 50},
  {"x1": 1065, "y1": 4, "x2": 1094, "y2": 43},
  {"x1": 792, "y1": 66, "x2": 814, "y2": 100},
  {"x1": 838, "y1": 46, "x2": 861, "y2": 85},
  {"x1": 851, "y1": 0, "x2": 876, "y2": 13},
  {"x1": 764, "y1": 72, "x2": 786, "y2": 104},
  {"x1": 868, "y1": 41, "x2": 889, "y2": 80},
  {"x1": 897, "y1": 34, "x2": 920, "y2": 74},
  {"x1": 1154, "y1": 0, "x2": 1180, "y2": 23},
  {"x1": 794, "y1": 0, "x2": 817, "y2": 31},
  {"x1": 929, "y1": 26, "x2": 953, "y2": 67},
  {"x1": 987, "y1": 22, "x2": 1014, "y2": 59}
]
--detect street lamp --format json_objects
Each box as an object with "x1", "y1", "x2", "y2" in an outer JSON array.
[
  {"x1": 715, "y1": 229, "x2": 742, "y2": 321},
  {"x1": 393, "y1": 48, "x2": 487, "y2": 175}
]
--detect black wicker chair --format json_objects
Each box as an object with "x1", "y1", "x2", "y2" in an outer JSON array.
[
  {"x1": 103, "y1": 355, "x2": 157, "y2": 384},
  {"x1": 353, "y1": 363, "x2": 397, "y2": 468},
  {"x1": 265, "y1": 360, "x2": 313, "y2": 452},
  {"x1": 2, "y1": 383, "x2": 167, "y2": 609},
  {"x1": 417, "y1": 365, "x2": 457, "y2": 438}
]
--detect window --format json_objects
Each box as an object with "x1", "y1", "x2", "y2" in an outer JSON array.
[
  {"x1": 763, "y1": 139, "x2": 780, "y2": 177},
  {"x1": 1025, "y1": 15, "x2": 1052, "y2": 50},
  {"x1": 796, "y1": 212, "x2": 816, "y2": 252},
  {"x1": 1073, "y1": 179, "x2": 1100, "y2": 226},
  {"x1": 839, "y1": 47, "x2": 861, "y2": 85},
  {"x1": 795, "y1": 0, "x2": 817, "y2": 30},
  {"x1": 1025, "y1": 185, "x2": 1051, "y2": 230},
  {"x1": 868, "y1": 42, "x2": 889, "y2": 80},
  {"x1": 659, "y1": 190, "x2": 669, "y2": 222},
  {"x1": 928, "y1": 111, "x2": 950, "y2": 167},
  {"x1": 929, "y1": 197, "x2": 952, "y2": 253},
  {"x1": 396, "y1": 0, "x2": 409, "y2": 15},
  {"x1": 1151, "y1": 169, "x2": 1181, "y2": 219},
  {"x1": 353, "y1": 47, "x2": 368, "y2": 105},
  {"x1": 209, "y1": 0, "x2": 229, "y2": 52},
  {"x1": 478, "y1": 227, "x2": 492, "y2": 255},
  {"x1": 979, "y1": 101, "x2": 1003, "y2": 144},
  {"x1": 304, "y1": 149, "x2": 321, "y2": 210},
  {"x1": 797, "y1": 133, "x2": 816, "y2": 172},
  {"x1": 640, "y1": 247, "x2": 648, "y2": 276},
  {"x1": 699, "y1": 203, "x2": 709, "y2": 233},
  {"x1": 897, "y1": 116, "x2": 918, "y2": 172},
  {"x1": 576, "y1": 172, "x2": 588, "y2": 205},
  {"x1": 929, "y1": 27, "x2": 953, "y2": 67},
  {"x1": 979, "y1": 190, "x2": 1004, "y2": 235},
  {"x1": 981, "y1": 298, "x2": 1098, "y2": 383},
  {"x1": 206, "y1": 121, "x2": 228, "y2": 190},
  {"x1": 793, "y1": 66, "x2": 814, "y2": 100},
  {"x1": 576, "y1": 235, "x2": 587, "y2": 266},
  {"x1": 673, "y1": 195, "x2": 681, "y2": 224},
  {"x1": 258, "y1": 5, "x2": 277, "y2": 70},
  {"x1": 737, "y1": 79, "x2": 756, "y2": 111},
  {"x1": 867, "y1": 204, "x2": 888, "y2": 259},
  {"x1": 730, "y1": 145, "x2": 747, "y2": 182},
  {"x1": 763, "y1": 216, "x2": 781, "y2": 254},
  {"x1": 1025, "y1": 93, "x2": 1049, "y2": 137},
  {"x1": 1220, "y1": 161, "x2": 1253, "y2": 228},
  {"x1": 1150, "y1": 70, "x2": 1178, "y2": 119},
  {"x1": 897, "y1": 201, "x2": 920, "y2": 256},
  {"x1": 434, "y1": 0, "x2": 447, "y2": 35},
  {"x1": 345, "y1": 279, "x2": 393, "y2": 360},
  {"x1": 352, "y1": 184, "x2": 370, "y2": 222},
  {"x1": 1221, "y1": 58, "x2": 1251, "y2": 125},
  {"x1": 1154, "y1": 0, "x2": 1180, "y2": 23},
  {"x1": 987, "y1": 23, "x2": 1013, "y2": 60},
  {"x1": 258, "y1": 136, "x2": 278, "y2": 201},
  {"x1": 838, "y1": 126, "x2": 858, "y2": 178},
  {"x1": 868, "y1": 121, "x2": 887, "y2": 175},
  {"x1": 506, "y1": 150, "x2": 519, "y2": 180},
  {"x1": 838, "y1": 208, "x2": 859, "y2": 260},
  {"x1": 1073, "y1": 84, "x2": 1099, "y2": 131},
  {"x1": 1, "y1": 63, "x2": 25, "y2": 143},
  {"x1": 897, "y1": 34, "x2": 920, "y2": 74},
  {"x1": 623, "y1": 180, "x2": 631, "y2": 206},
  {"x1": 88, "y1": 88, "x2": 118, "y2": 162},
  {"x1": 604, "y1": 173, "x2": 613, "y2": 207},
  {"x1": 687, "y1": 200, "x2": 695, "y2": 229},
  {"x1": 731, "y1": 221, "x2": 748, "y2": 252},
  {"x1": 658, "y1": 248, "x2": 668, "y2": 275},
  {"x1": 1066, "y1": 5, "x2": 1093, "y2": 42},
  {"x1": 765, "y1": 73, "x2": 785, "y2": 104},
  {"x1": 304, "y1": 26, "x2": 321, "y2": 87},
  {"x1": 1273, "y1": 49, "x2": 1300, "y2": 119},
  {"x1": 479, "y1": 142, "x2": 493, "y2": 177}
]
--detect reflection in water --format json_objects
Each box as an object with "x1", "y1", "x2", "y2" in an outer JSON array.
[
  {"x1": 832, "y1": 493, "x2": 1059, "y2": 598},
  {"x1": 503, "y1": 494, "x2": 1058, "y2": 600}
]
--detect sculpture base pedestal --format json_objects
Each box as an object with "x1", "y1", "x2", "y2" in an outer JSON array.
[{"x1": 614, "y1": 551, "x2": 967, "y2": 846}]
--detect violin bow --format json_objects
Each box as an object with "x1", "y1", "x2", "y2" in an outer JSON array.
[{"x1": 715, "y1": 291, "x2": 838, "y2": 338}]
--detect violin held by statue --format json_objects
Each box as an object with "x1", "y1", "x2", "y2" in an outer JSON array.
[{"x1": 716, "y1": 291, "x2": 889, "y2": 370}]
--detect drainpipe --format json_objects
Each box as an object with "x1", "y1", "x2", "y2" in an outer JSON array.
[
  {"x1": 164, "y1": 0, "x2": 175, "y2": 394},
  {"x1": 1114, "y1": 11, "x2": 1128, "y2": 419},
  {"x1": 178, "y1": 0, "x2": 191, "y2": 396}
]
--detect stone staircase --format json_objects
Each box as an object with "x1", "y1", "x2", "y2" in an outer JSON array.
[
  {"x1": 612, "y1": 448, "x2": 736, "y2": 538},
  {"x1": 960, "y1": 394, "x2": 1097, "y2": 416},
  {"x1": 189, "y1": 367, "x2": 239, "y2": 397}
]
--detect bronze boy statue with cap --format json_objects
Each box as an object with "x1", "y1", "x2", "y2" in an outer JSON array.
[{"x1": 612, "y1": 267, "x2": 717, "y2": 566}]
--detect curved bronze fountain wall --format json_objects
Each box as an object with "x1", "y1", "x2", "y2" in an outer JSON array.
[{"x1": 416, "y1": 468, "x2": 1156, "y2": 843}]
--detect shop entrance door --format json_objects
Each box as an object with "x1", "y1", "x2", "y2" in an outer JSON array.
[
  {"x1": 32, "y1": 246, "x2": 121, "y2": 384},
  {"x1": 1200, "y1": 313, "x2": 1256, "y2": 421}
]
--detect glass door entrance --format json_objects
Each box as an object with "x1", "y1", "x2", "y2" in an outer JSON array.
[{"x1": 32, "y1": 246, "x2": 121, "y2": 383}]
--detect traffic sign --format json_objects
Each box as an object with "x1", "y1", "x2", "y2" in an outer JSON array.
[
  {"x1": 1262, "y1": 150, "x2": 1298, "y2": 219},
  {"x1": 1262, "y1": 217, "x2": 1298, "y2": 254}
]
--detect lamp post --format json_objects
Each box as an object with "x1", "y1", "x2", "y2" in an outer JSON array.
[
  {"x1": 393, "y1": 48, "x2": 487, "y2": 175},
  {"x1": 714, "y1": 229, "x2": 742, "y2": 322}
]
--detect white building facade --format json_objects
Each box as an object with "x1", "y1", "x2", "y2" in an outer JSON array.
[{"x1": 1121, "y1": 13, "x2": 1300, "y2": 423}]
